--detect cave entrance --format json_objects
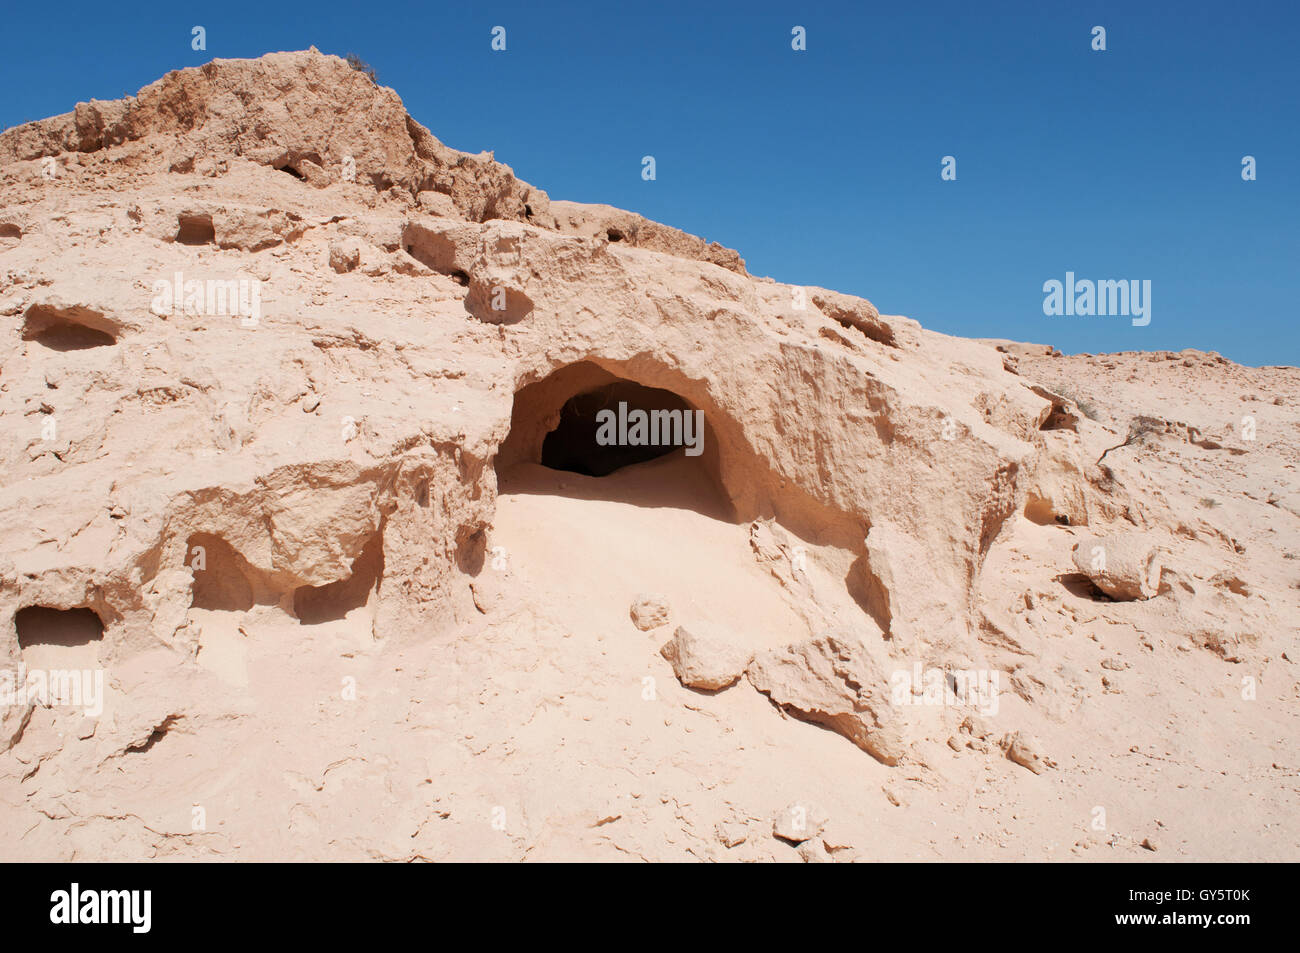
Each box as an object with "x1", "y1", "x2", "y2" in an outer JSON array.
[
  {"x1": 541, "y1": 380, "x2": 698, "y2": 477},
  {"x1": 496, "y1": 361, "x2": 733, "y2": 519}
]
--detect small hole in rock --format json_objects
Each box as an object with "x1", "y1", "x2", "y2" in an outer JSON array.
[
  {"x1": 293, "y1": 532, "x2": 384, "y2": 625},
  {"x1": 15, "y1": 606, "x2": 104, "y2": 669},
  {"x1": 187, "y1": 533, "x2": 256, "y2": 611},
  {"x1": 23, "y1": 305, "x2": 117, "y2": 351},
  {"x1": 176, "y1": 213, "x2": 215, "y2": 245}
]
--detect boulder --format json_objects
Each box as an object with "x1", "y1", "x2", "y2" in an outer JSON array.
[
  {"x1": 1071, "y1": 533, "x2": 1163, "y2": 601},
  {"x1": 659, "y1": 624, "x2": 753, "y2": 690},
  {"x1": 747, "y1": 632, "x2": 907, "y2": 765}
]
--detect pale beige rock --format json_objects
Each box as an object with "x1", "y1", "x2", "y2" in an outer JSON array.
[
  {"x1": 715, "y1": 821, "x2": 747, "y2": 848},
  {"x1": 328, "y1": 239, "x2": 361, "y2": 274},
  {"x1": 772, "y1": 801, "x2": 828, "y2": 844},
  {"x1": 1003, "y1": 731, "x2": 1049, "y2": 775},
  {"x1": 629, "y1": 594, "x2": 671, "y2": 632},
  {"x1": 1071, "y1": 533, "x2": 1163, "y2": 601},
  {"x1": 659, "y1": 624, "x2": 753, "y2": 690},
  {"x1": 747, "y1": 632, "x2": 907, "y2": 765},
  {"x1": 797, "y1": 840, "x2": 831, "y2": 863}
]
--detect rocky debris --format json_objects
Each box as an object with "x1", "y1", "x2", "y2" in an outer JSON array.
[
  {"x1": 747, "y1": 632, "x2": 906, "y2": 765},
  {"x1": 549, "y1": 200, "x2": 747, "y2": 275},
  {"x1": 797, "y1": 840, "x2": 831, "y2": 863},
  {"x1": 1002, "y1": 730, "x2": 1050, "y2": 775},
  {"x1": 811, "y1": 288, "x2": 898, "y2": 347},
  {"x1": 328, "y1": 239, "x2": 361, "y2": 273},
  {"x1": 629, "y1": 594, "x2": 671, "y2": 632},
  {"x1": 772, "y1": 801, "x2": 828, "y2": 844},
  {"x1": 1071, "y1": 533, "x2": 1164, "y2": 601},
  {"x1": 714, "y1": 821, "x2": 748, "y2": 848},
  {"x1": 659, "y1": 624, "x2": 752, "y2": 690}
]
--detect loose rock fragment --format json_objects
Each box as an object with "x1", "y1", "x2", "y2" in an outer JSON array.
[
  {"x1": 747, "y1": 632, "x2": 907, "y2": 765},
  {"x1": 1071, "y1": 533, "x2": 1163, "y2": 601},
  {"x1": 659, "y1": 624, "x2": 752, "y2": 690},
  {"x1": 329, "y1": 239, "x2": 361, "y2": 273},
  {"x1": 772, "y1": 801, "x2": 828, "y2": 844},
  {"x1": 629, "y1": 593, "x2": 671, "y2": 631},
  {"x1": 1003, "y1": 730, "x2": 1049, "y2": 775}
]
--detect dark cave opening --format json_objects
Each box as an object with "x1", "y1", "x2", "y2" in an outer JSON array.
[{"x1": 540, "y1": 380, "x2": 699, "y2": 477}]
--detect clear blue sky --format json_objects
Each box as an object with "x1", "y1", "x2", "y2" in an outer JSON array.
[{"x1": 2, "y1": 0, "x2": 1296, "y2": 366}]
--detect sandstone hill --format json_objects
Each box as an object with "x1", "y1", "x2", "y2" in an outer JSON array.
[{"x1": 0, "y1": 50, "x2": 1294, "y2": 861}]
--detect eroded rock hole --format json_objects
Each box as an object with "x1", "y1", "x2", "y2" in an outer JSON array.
[
  {"x1": 497, "y1": 361, "x2": 733, "y2": 519},
  {"x1": 606, "y1": 228, "x2": 625, "y2": 243},
  {"x1": 22, "y1": 304, "x2": 117, "y2": 351},
  {"x1": 176, "y1": 213, "x2": 216, "y2": 245},
  {"x1": 455, "y1": 527, "x2": 487, "y2": 575},
  {"x1": 276, "y1": 163, "x2": 307, "y2": 181},
  {"x1": 15, "y1": 606, "x2": 104, "y2": 669},
  {"x1": 1040, "y1": 404, "x2": 1080, "y2": 432},
  {"x1": 15, "y1": 606, "x2": 104, "y2": 650},
  {"x1": 293, "y1": 531, "x2": 384, "y2": 625},
  {"x1": 187, "y1": 533, "x2": 255, "y2": 611},
  {"x1": 541, "y1": 381, "x2": 697, "y2": 477},
  {"x1": 399, "y1": 224, "x2": 468, "y2": 284}
]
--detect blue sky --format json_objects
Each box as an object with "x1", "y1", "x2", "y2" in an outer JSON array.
[{"x1": 2, "y1": 0, "x2": 1296, "y2": 366}]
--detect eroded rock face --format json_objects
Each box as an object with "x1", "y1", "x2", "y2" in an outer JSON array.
[
  {"x1": 2, "y1": 49, "x2": 1294, "y2": 863},
  {"x1": 0, "y1": 45, "x2": 1051, "y2": 662}
]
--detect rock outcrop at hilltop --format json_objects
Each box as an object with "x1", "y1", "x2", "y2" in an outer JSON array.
[
  {"x1": 0, "y1": 48, "x2": 1044, "y2": 666},
  {"x1": 1, "y1": 51, "x2": 1294, "y2": 862},
  {"x1": 0, "y1": 49, "x2": 745, "y2": 273}
]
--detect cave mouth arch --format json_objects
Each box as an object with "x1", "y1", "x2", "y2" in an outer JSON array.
[
  {"x1": 541, "y1": 380, "x2": 697, "y2": 477},
  {"x1": 495, "y1": 361, "x2": 735, "y2": 519}
]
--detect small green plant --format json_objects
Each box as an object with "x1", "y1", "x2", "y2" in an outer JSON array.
[{"x1": 345, "y1": 53, "x2": 377, "y2": 85}]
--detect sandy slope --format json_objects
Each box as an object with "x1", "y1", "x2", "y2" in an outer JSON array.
[{"x1": 4, "y1": 443, "x2": 1292, "y2": 861}]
